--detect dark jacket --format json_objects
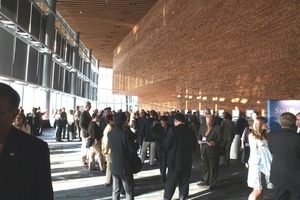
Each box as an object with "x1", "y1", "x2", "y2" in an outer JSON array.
[
  {"x1": 153, "y1": 122, "x2": 168, "y2": 150},
  {"x1": 165, "y1": 124, "x2": 197, "y2": 171},
  {"x1": 108, "y1": 127, "x2": 136, "y2": 175},
  {"x1": 199, "y1": 124, "x2": 222, "y2": 157},
  {"x1": 0, "y1": 126, "x2": 53, "y2": 200},
  {"x1": 88, "y1": 121, "x2": 103, "y2": 140},
  {"x1": 268, "y1": 128, "x2": 300, "y2": 191},
  {"x1": 142, "y1": 117, "x2": 158, "y2": 142},
  {"x1": 79, "y1": 110, "x2": 92, "y2": 138},
  {"x1": 235, "y1": 117, "x2": 248, "y2": 137},
  {"x1": 220, "y1": 119, "x2": 235, "y2": 142}
]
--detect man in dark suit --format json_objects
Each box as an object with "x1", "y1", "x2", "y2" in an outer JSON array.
[
  {"x1": 268, "y1": 112, "x2": 300, "y2": 200},
  {"x1": 163, "y1": 113, "x2": 197, "y2": 200},
  {"x1": 140, "y1": 110, "x2": 158, "y2": 166},
  {"x1": 26, "y1": 107, "x2": 40, "y2": 136},
  {"x1": 79, "y1": 101, "x2": 92, "y2": 165},
  {"x1": 197, "y1": 114, "x2": 222, "y2": 190},
  {"x1": 220, "y1": 112, "x2": 235, "y2": 167},
  {"x1": 108, "y1": 112, "x2": 136, "y2": 200},
  {"x1": 0, "y1": 83, "x2": 53, "y2": 200}
]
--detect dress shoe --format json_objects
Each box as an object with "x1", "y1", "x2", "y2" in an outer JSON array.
[
  {"x1": 197, "y1": 181, "x2": 208, "y2": 187},
  {"x1": 209, "y1": 185, "x2": 217, "y2": 190},
  {"x1": 105, "y1": 183, "x2": 111, "y2": 187}
]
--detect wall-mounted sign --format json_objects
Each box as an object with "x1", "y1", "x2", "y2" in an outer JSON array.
[{"x1": 267, "y1": 100, "x2": 300, "y2": 131}]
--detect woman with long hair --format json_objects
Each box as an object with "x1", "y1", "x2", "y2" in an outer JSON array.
[
  {"x1": 247, "y1": 117, "x2": 273, "y2": 200},
  {"x1": 13, "y1": 112, "x2": 30, "y2": 134}
]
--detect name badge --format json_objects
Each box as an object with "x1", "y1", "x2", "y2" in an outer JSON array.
[{"x1": 202, "y1": 137, "x2": 207, "y2": 141}]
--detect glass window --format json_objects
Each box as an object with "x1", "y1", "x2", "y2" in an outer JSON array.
[
  {"x1": 69, "y1": 46, "x2": 75, "y2": 65},
  {"x1": 30, "y1": 5, "x2": 41, "y2": 39},
  {"x1": 66, "y1": 43, "x2": 71, "y2": 63},
  {"x1": 1, "y1": 0, "x2": 18, "y2": 21},
  {"x1": 65, "y1": 95, "x2": 74, "y2": 111},
  {"x1": 13, "y1": 38, "x2": 28, "y2": 80},
  {"x1": 64, "y1": 70, "x2": 72, "y2": 93},
  {"x1": 10, "y1": 82, "x2": 24, "y2": 108},
  {"x1": 53, "y1": 63, "x2": 62, "y2": 91},
  {"x1": 40, "y1": 16, "x2": 47, "y2": 43},
  {"x1": 27, "y1": 46, "x2": 39, "y2": 84},
  {"x1": 55, "y1": 31, "x2": 62, "y2": 56},
  {"x1": 34, "y1": 88, "x2": 46, "y2": 111},
  {"x1": 0, "y1": 28, "x2": 14, "y2": 76},
  {"x1": 37, "y1": 52, "x2": 44, "y2": 85},
  {"x1": 17, "y1": 0, "x2": 31, "y2": 31},
  {"x1": 82, "y1": 61, "x2": 87, "y2": 75},
  {"x1": 76, "y1": 78, "x2": 82, "y2": 96},
  {"x1": 23, "y1": 86, "x2": 35, "y2": 114}
]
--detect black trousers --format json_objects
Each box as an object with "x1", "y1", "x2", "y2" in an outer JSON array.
[
  {"x1": 222, "y1": 140, "x2": 232, "y2": 166},
  {"x1": 55, "y1": 126, "x2": 62, "y2": 141},
  {"x1": 201, "y1": 155, "x2": 219, "y2": 186},
  {"x1": 156, "y1": 147, "x2": 167, "y2": 179},
  {"x1": 274, "y1": 188, "x2": 300, "y2": 200},
  {"x1": 112, "y1": 174, "x2": 134, "y2": 200},
  {"x1": 163, "y1": 168, "x2": 191, "y2": 200}
]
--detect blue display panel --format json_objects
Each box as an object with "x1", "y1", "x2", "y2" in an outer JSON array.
[{"x1": 267, "y1": 100, "x2": 300, "y2": 131}]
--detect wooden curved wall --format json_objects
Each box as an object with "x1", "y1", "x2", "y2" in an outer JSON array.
[{"x1": 113, "y1": 0, "x2": 300, "y2": 112}]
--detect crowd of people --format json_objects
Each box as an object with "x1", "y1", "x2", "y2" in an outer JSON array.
[
  {"x1": 1, "y1": 82, "x2": 300, "y2": 200},
  {"x1": 74, "y1": 105, "x2": 300, "y2": 200}
]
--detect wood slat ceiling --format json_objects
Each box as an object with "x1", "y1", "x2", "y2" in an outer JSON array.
[{"x1": 56, "y1": 0, "x2": 158, "y2": 67}]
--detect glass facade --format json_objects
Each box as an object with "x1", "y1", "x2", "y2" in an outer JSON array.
[{"x1": 0, "y1": 0, "x2": 138, "y2": 119}]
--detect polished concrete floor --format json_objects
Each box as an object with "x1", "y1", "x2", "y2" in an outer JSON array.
[{"x1": 40, "y1": 128, "x2": 274, "y2": 200}]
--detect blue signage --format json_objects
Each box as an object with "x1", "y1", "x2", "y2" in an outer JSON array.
[{"x1": 267, "y1": 100, "x2": 300, "y2": 131}]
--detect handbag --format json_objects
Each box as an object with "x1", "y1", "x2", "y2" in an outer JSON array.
[
  {"x1": 130, "y1": 152, "x2": 142, "y2": 174},
  {"x1": 86, "y1": 137, "x2": 94, "y2": 148},
  {"x1": 241, "y1": 145, "x2": 250, "y2": 164}
]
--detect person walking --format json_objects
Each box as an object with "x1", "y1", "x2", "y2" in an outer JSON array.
[
  {"x1": 88, "y1": 113, "x2": 105, "y2": 171},
  {"x1": 247, "y1": 116, "x2": 273, "y2": 200},
  {"x1": 102, "y1": 114, "x2": 114, "y2": 186},
  {"x1": 79, "y1": 101, "x2": 92, "y2": 165}
]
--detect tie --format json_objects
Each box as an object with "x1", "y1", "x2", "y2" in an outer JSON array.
[{"x1": 205, "y1": 127, "x2": 211, "y2": 136}]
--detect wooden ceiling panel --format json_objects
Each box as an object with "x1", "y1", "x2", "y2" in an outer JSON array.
[{"x1": 56, "y1": 0, "x2": 158, "y2": 66}]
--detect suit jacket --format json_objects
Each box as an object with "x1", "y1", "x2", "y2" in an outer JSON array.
[
  {"x1": 267, "y1": 128, "x2": 300, "y2": 191},
  {"x1": 165, "y1": 124, "x2": 197, "y2": 171},
  {"x1": 199, "y1": 124, "x2": 222, "y2": 157},
  {"x1": 108, "y1": 127, "x2": 136, "y2": 176},
  {"x1": 88, "y1": 121, "x2": 103, "y2": 140},
  {"x1": 142, "y1": 117, "x2": 157, "y2": 142},
  {"x1": 0, "y1": 126, "x2": 53, "y2": 200},
  {"x1": 220, "y1": 119, "x2": 235, "y2": 142},
  {"x1": 79, "y1": 110, "x2": 92, "y2": 138},
  {"x1": 26, "y1": 112, "x2": 40, "y2": 127}
]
